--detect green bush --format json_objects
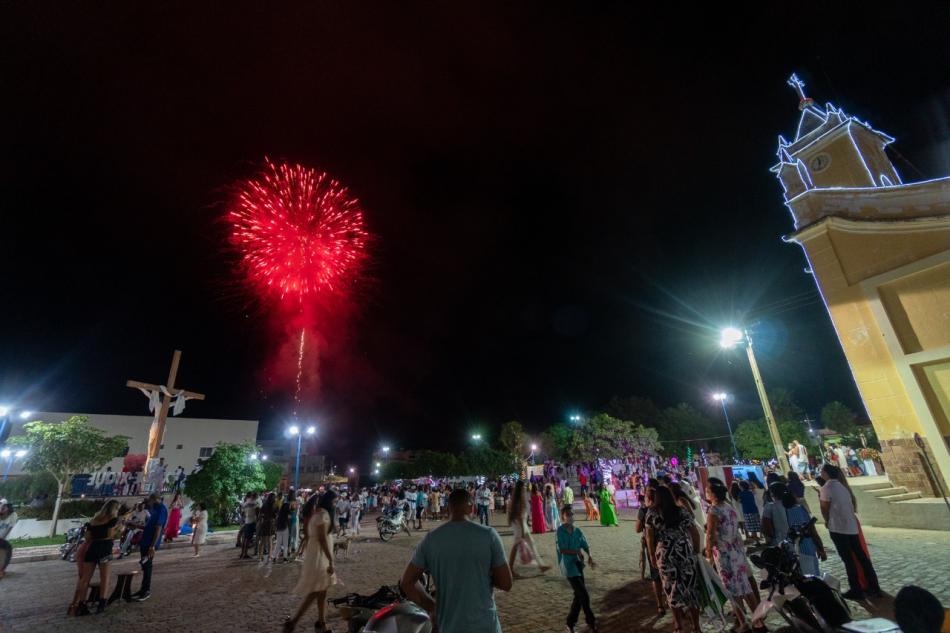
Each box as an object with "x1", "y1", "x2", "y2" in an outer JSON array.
[
  {"x1": 17, "y1": 499, "x2": 106, "y2": 520},
  {"x1": 0, "y1": 472, "x2": 58, "y2": 504}
]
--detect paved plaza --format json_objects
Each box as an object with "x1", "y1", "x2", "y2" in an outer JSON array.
[{"x1": 1, "y1": 511, "x2": 948, "y2": 633}]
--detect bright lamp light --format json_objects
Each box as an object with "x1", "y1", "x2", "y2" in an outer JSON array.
[
  {"x1": 15, "y1": 449, "x2": 27, "y2": 458},
  {"x1": 720, "y1": 327, "x2": 744, "y2": 349},
  {"x1": 306, "y1": 425, "x2": 316, "y2": 435},
  {"x1": 0, "y1": 406, "x2": 9, "y2": 417},
  {"x1": 19, "y1": 410, "x2": 32, "y2": 420},
  {"x1": 349, "y1": 467, "x2": 355, "y2": 474},
  {"x1": 530, "y1": 443, "x2": 538, "y2": 451},
  {"x1": 288, "y1": 425, "x2": 300, "y2": 436},
  {"x1": 712, "y1": 392, "x2": 728, "y2": 401},
  {"x1": 0, "y1": 449, "x2": 11, "y2": 458}
]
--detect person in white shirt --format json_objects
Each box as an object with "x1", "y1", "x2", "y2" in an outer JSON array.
[
  {"x1": 818, "y1": 464, "x2": 880, "y2": 600},
  {"x1": 348, "y1": 497, "x2": 361, "y2": 535}
]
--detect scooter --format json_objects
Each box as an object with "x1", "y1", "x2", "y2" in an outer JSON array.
[
  {"x1": 331, "y1": 576, "x2": 433, "y2": 633},
  {"x1": 750, "y1": 518, "x2": 855, "y2": 633}
]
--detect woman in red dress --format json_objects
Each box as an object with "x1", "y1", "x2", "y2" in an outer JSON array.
[
  {"x1": 529, "y1": 483, "x2": 547, "y2": 534},
  {"x1": 164, "y1": 492, "x2": 183, "y2": 542}
]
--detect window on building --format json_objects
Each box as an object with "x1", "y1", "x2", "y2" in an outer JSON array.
[
  {"x1": 176, "y1": 444, "x2": 183, "y2": 450},
  {"x1": 199, "y1": 447, "x2": 214, "y2": 458}
]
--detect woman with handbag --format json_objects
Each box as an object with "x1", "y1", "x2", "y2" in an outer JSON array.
[{"x1": 68, "y1": 499, "x2": 124, "y2": 615}]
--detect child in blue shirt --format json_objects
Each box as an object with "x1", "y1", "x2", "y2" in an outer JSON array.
[{"x1": 556, "y1": 505, "x2": 599, "y2": 632}]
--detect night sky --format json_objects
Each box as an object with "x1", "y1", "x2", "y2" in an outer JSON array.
[{"x1": 2, "y1": 5, "x2": 949, "y2": 464}]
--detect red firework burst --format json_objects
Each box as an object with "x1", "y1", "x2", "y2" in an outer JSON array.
[{"x1": 228, "y1": 158, "x2": 368, "y2": 303}]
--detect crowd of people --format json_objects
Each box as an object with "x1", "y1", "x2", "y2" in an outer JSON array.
[{"x1": 8, "y1": 442, "x2": 940, "y2": 632}]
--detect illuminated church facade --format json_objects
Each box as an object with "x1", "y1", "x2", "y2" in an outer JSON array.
[{"x1": 775, "y1": 75, "x2": 950, "y2": 496}]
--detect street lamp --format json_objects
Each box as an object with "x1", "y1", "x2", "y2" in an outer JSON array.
[
  {"x1": 528, "y1": 442, "x2": 538, "y2": 466},
  {"x1": 719, "y1": 327, "x2": 790, "y2": 473},
  {"x1": 471, "y1": 433, "x2": 482, "y2": 442},
  {"x1": 712, "y1": 392, "x2": 740, "y2": 463},
  {"x1": 375, "y1": 462, "x2": 381, "y2": 468},
  {"x1": 288, "y1": 424, "x2": 317, "y2": 491},
  {"x1": 19, "y1": 410, "x2": 32, "y2": 420},
  {"x1": 249, "y1": 452, "x2": 260, "y2": 461},
  {"x1": 569, "y1": 414, "x2": 582, "y2": 424},
  {"x1": 0, "y1": 406, "x2": 9, "y2": 417},
  {"x1": 381, "y1": 445, "x2": 390, "y2": 453}
]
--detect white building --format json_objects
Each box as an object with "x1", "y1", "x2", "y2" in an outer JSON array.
[{"x1": 5, "y1": 411, "x2": 259, "y2": 477}]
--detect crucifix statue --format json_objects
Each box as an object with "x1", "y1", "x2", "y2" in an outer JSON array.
[{"x1": 127, "y1": 350, "x2": 205, "y2": 475}]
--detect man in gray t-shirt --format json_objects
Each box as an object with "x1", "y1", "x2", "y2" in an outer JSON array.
[{"x1": 400, "y1": 489, "x2": 512, "y2": 632}]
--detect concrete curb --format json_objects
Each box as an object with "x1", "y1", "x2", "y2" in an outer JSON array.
[{"x1": 9, "y1": 531, "x2": 238, "y2": 564}]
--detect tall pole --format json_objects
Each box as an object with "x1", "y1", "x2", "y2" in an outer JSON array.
[
  {"x1": 744, "y1": 330, "x2": 791, "y2": 473},
  {"x1": 293, "y1": 433, "x2": 302, "y2": 491},
  {"x1": 719, "y1": 400, "x2": 740, "y2": 463}
]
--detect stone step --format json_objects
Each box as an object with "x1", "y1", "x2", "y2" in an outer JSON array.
[
  {"x1": 852, "y1": 481, "x2": 895, "y2": 491},
  {"x1": 880, "y1": 491, "x2": 923, "y2": 503},
  {"x1": 868, "y1": 486, "x2": 909, "y2": 498}
]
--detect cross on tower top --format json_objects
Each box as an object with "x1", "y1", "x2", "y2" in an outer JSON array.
[{"x1": 787, "y1": 73, "x2": 814, "y2": 111}]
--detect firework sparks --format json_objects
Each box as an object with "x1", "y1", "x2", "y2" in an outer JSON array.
[
  {"x1": 293, "y1": 328, "x2": 306, "y2": 417},
  {"x1": 228, "y1": 158, "x2": 368, "y2": 304}
]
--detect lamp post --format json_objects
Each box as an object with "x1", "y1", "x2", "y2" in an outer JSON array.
[
  {"x1": 470, "y1": 433, "x2": 482, "y2": 444},
  {"x1": 720, "y1": 327, "x2": 790, "y2": 473},
  {"x1": 712, "y1": 392, "x2": 740, "y2": 463},
  {"x1": 288, "y1": 424, "x2": 317, "y2": 491},
  {"x1": 529, "y1": 443, "x2": 538, "y2": 466}
]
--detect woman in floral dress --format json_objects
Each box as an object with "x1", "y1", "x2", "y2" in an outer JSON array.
[
  {"x1": 705, "y1": 482, "x2": 757, "y2": 631},
  {"x1": 647, "y1": 486, "x2": 701, "y2": 633}
]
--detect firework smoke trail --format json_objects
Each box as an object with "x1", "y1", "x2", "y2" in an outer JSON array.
[
  {"x1": 292, "y1": 328, "x2": 306, "y2": 418},
  {"x1": 228, "y1": 159, "x2": 368, "y2": 406}
]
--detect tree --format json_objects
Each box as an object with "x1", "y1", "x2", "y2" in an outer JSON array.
[
  {"x1": 820, "y1": 401, "x2": 858, "y2": 437},
  {"x1": 602, "y1": 396, "x2": 661, "y2": 426},
  {"x1": 539, "y1": 423, "x2": 572, "y2": 461},
  {"x1": 412, "y1": 451, "x2": 460, "y2": 477},
  {"x1": 8, "y1": 416, "x2": 128, "y2": 536},
  {"x1": 262, "y1": 461, "x2": 284, "y2": 491},
  {"x1": 734, "y1": 418, "x2": 808, "y2": 460},
  {"x1": 769, "y1": 388, "x2": 805, "y2": 424},
  {"x1": 568, "y1": 413, "x2": 661, "y2": 461},
  {"x1": 460, "y1": 446, "x2": 516, "y2": 478},
  {"x1": 183, "y1": 442, "x2": 266, "y2": 524},
  {"x1": 499, "y1": 421, "x2": 526, "y2": 460}
]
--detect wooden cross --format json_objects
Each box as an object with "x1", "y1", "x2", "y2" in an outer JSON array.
[{"x1": 126, "y1": 350, "x2": 205, "y2": 473}]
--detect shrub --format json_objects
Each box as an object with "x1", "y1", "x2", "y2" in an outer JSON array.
[{"x1": 17, "y1": 499, "x2": 107, "y2": 520}]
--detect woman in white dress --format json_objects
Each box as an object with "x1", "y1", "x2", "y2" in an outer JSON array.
[
  {"x1": 506, "y1": 480, "x2": 550, "y2": 579},
  {"x1": 190, "y1": 503, "x2": 208, "y2": 557},
  {"x1": 285, "y1": 490, "x2": 337, "y2": 632}
]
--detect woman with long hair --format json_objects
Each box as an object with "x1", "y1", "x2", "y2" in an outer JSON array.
[
  {"x1": 646, "y1": 486, "x2": 701, "y2": 633},
  {"x1": 68, "y1": 499, "x2": 125, "y2": 615},
  {"x1": 543, "y1": 483, "x2": 560, "y2": 532},
  {"x1": 819, "y1": 464, "x2": 880, "y2": 600},
  {"x1": 507, "y1": 480, "x2": 550, "y2": 579},
  {"x1": 705, "y1": 482, "x2": 756, "y2": 631},
  {"x1": 258, "y1": 492, "x2": 277, "y2": 562},
  {"x1": 164, "y1": 492, "x2": 183, "y2": 543},
  {"x1": 285, "y1": 490, "x2": 338, "y2": 632},
  {"x1": 529, "y1": 483, "x2": 547, "y2": 534}
]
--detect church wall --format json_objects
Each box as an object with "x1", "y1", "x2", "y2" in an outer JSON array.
[{"x1": 797, "y1": 225, "x2": 950, "y2": 496}]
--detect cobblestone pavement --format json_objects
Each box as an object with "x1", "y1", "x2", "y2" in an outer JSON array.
[{"x1": 1, "y1": 512, "x2": 947, "y2": 633}]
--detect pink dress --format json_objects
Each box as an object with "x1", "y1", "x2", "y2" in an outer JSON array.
[{"x1": 530, "y1": 493, "x2": 547, "y2": 534}]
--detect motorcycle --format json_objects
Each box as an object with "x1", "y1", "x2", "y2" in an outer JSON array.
[
  {"x1": 377, "y1": 507, "x2": 411, "y2": 542},
  {"x1": 331, "y1": 577, "x2": 433, "y2": 633},
  {"x1": 60, "y1": 523, "x2": 86, "y2": 562},
  {"x1": 750, "y1": 518, "x2": 855, "y2": 633},
  {"x1": 116, "y1": 527, "x2": 143, "y2": 559}
]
